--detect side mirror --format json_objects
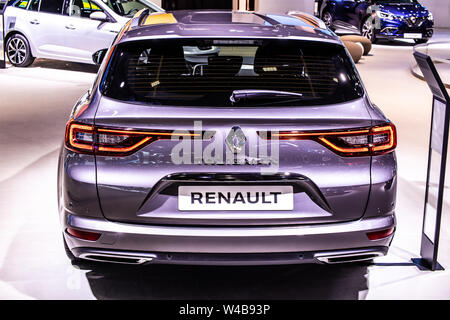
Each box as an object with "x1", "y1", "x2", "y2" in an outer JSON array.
[
  {"x1": 90, "y1": 11, "x2": 108, "y2": 22},
  {"x1": 92, "y1": 49, "x2": 108, "y2": 65}
]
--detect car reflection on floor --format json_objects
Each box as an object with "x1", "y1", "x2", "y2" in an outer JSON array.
[{"x1": 80, "y1": 262, "x2": 369, "y2": 300}]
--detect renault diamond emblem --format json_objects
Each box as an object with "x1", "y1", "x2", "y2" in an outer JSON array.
[
  {"x1": 226, "y1": 126, "x2": 246, "y2": 154},
  {"x1": 410, "y1": 16, "x2": 416, "y2": 24}
]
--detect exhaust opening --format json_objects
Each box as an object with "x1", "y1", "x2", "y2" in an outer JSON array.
[
  {"x1": 324, "y1": 254, "x2": 378, "y2": 264},
  {"x1": 315, "y1": 250, "x2": 385, "y2": 264},
  {"x1": 79, "y1": 252, "x2": 156, "y2": 265}
]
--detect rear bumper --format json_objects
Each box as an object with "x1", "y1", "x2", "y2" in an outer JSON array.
[
  {"x1": 72, "y1": 246, "x2": 388, "y2": 265},
  {"x1": 64, "y1": 213, "x2": 395, "y2": 265}
]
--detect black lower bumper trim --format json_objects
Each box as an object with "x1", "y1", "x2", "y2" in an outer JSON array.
[{"x1": 72, "y1": 246, "x2": 389, "y2": 266}]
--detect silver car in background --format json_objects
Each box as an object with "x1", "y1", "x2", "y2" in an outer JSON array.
[
  {"x1": 59, "y1": 10, "x2": 397, "y2": 266},
  {"x1": 3, "y1": 0, "x2": 163, "y2": 66}
]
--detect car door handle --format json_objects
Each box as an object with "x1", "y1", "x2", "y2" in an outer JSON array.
[
  {"x1": 65, "y1": 24, "x2": 76, "y2": 30},
  {"x1": 30, "y1": 19, "x2": 40, "y2": 25}
]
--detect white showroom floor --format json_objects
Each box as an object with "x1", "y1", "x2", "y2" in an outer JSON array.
[{"x1": 1, "y1": 31, "x2": 450, "y2": 300}]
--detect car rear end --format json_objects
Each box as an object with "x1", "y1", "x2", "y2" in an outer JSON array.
[{"x1": 59, "y1": 19, "x2": 397, "y2": 265}]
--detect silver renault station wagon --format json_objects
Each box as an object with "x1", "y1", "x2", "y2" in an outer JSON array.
[{"x1": 58, "y1": 10, "x2": 397, "y2": 265}]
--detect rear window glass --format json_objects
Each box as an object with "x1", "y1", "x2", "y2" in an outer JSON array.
[
  {"x1": 104, "y1": 0, "x2": 158, "y2": 17},
  {"x1": 66, "y1": 0, "x2": 103, "y2": 18},
  {"x1": 102, "y1": 39, "x2": 363, "y2": 107},
  {"x1": 39, "y1": 0, "x2": 63, "y2": 13},
  {"x1": 10, "y1": 0, "x2": 29, "y2": 8},
  {"x1": 28, "y1": 0, "x2": 39, "y2": 11}
]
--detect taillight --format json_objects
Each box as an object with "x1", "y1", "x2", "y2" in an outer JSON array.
[
  {"x1": 66, "y1": 228, "x2": 101, "y2": 241},
  {"x1": 367, "y1": 227, "x2": 395, "y2": 241},
  {"x1": 65, "y1": 121, "x2": 95, "y2": 154},
  {"x1": 65, "y1": 120, "x2": 200, "y2": 156},
  {"x1": 371, "y1": 124, "x2": 396, "y2": 154},
  {"x1": 259, "y1": 123, "x2": 396, "y2": 157}
]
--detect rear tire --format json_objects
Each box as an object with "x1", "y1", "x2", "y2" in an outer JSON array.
[
  {"x1": 414, "y1": 39, "x2": 429, "y2": 44},
  {"x1": 6, "y1": 33, "x2": 35, "y2": 67},
  {"x1": 356, "y1": 259, "x2": 374, "y2": 266}
]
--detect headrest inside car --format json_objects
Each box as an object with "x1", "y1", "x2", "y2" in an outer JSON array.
[
  {"x1": 145, "y1": 45, "x2": 187, "y2": 76},
  {"x1": 254, "y1": 45, "x2": 303, "y2": 76},
  {"x1": 204, "y1": 56, "x2": 243, "y2": 77}
]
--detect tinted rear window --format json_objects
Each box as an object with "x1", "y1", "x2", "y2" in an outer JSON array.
[
  {"x1": 9, "y1": 0, "x2": 30, "y2": 8},
  {"x1": 102, "y1": 39, "x2": 363, "y2": 107},
  {"x1": 39, "y1": 0, "x2": 63, "y2": 13}
]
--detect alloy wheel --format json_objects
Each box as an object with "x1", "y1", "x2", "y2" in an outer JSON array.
[
  {"x1": 322, "y1": 12, "x2": 332, "y2": 28},
  {"x1": 362, "y1": 19, "x2": 374, "y2": 40},
  {"x1": 7, "y1": 37, "x2": 27, "y2": 65}
]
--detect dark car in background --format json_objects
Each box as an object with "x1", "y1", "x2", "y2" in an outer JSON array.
[{"x1": 316, "y1": 0, "x2": 434, "y2": 43}]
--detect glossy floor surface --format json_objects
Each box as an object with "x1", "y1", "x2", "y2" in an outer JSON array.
[{"x1": 1, "y1": 31, "x2": 450, "y2": 300}]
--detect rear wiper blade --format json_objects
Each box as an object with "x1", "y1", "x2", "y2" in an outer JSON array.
[{"x1": 230, "y1": 90, "x2": 303, "y2": 105}]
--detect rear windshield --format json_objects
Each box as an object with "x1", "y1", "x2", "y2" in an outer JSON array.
[{"x1": 102, "y1": 39, "x2": 364, "y2": 107}]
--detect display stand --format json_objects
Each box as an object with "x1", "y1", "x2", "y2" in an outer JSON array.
[
  {"x1": 411, "y1": 51, "x2": 449, "y2": 271},
  {"x1": 0, "y1": 0, "x2": 6, "y2": 69}
]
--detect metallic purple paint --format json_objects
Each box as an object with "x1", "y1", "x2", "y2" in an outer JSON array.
[{"x1": 58, "y1": 10, "x2": 397, "y2": 265}]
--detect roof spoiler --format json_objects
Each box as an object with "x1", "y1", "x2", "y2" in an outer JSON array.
[
  {"x1": 286, "y1": 11, "x2": 327, "y2": 29},
  {"x1": 130, "y1": 8, "x2": 150, "y2": 29}
]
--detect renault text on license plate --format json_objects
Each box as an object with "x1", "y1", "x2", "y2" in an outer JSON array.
[{"x1": 178, "y1": 186, "x2": 294, "y2": 211}]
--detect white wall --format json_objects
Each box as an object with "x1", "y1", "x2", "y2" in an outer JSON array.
[
  {"x1": 420, "y1": 0, "x2": 450, "y2": 28},
  {"x1": 257, "y1": 0, "x2": 314, "y2": 15},
  {"x1": 152, "y1": 0, "x2": 162, "y2": 7}
]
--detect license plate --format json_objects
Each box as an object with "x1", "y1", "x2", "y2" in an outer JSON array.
[
  {"x1": 404, "y1": 33, "x2": 422, "y2": 39},
  {"x1": 178, "y1": 186, "x2": 294, "y2": 211}
]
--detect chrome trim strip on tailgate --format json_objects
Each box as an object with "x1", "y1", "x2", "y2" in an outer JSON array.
[{"x1": 68, "y1": 214, "x2": 395, "y2": 237}]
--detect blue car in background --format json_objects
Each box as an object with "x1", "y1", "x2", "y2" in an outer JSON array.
[{"x1": 316, "y1": 0, "x2": 434, "y2": 43}]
